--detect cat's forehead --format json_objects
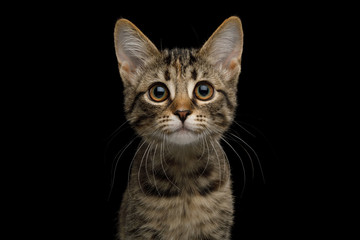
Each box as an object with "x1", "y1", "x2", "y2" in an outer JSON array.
[
  {"x1": 162, "y1": 48, "x2": 197, "y2": 71},
  {"x1": 159, "y1": 48, "x2": 201, "y2": 81},
  {"x1": 136, "y1": 48, "x2": 222, "y2": 94},
  {"x1": 152, "y1": 48, "x2": 218, "y2": 83}
]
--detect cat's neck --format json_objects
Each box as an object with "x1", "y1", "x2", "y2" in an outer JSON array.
[
  {"x1": 155, "y1": 137, "x2": 222, "y2": 165},
  {"x1": 166, "y1": 141, "x2": 207, "y2": 161},
  {"x1": 137, "y1": 137, "x2": 226, "y2": 177},
  {"x1": 131, "y1": 138, "x2": 230, "y2": 196}
]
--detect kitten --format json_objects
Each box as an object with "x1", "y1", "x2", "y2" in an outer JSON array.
[{"x1": 114, "y1": 16, "x2": 243, "y2": 240}]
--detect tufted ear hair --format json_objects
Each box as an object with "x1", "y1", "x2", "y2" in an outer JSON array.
[
  {"x1": 200, "y1": 16, "x2": 243, "y2": 73},
  {"x1": 114, "y1": 19, "x2": 160, "y2": 87}
]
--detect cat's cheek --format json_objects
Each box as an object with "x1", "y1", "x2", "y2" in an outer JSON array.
[{"x1": 183, "y1": 117, "x2": 200, "y2": 132}]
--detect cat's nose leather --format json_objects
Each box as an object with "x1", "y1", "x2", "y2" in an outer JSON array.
[{"x1": 174, "y1": 110, "x2": 192, "y2": 123}]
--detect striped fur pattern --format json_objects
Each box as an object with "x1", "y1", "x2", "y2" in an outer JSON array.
[{"x1": 114, "y1": 16, "x2": 243, "y2": 239}]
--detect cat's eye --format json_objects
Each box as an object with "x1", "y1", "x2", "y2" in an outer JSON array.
[
  {"x1": 149, "y1": 83, "x2": 169, "y2": 102},
  {"x1": 194, "y1": 82, "x2": 214, "y2": 101}
]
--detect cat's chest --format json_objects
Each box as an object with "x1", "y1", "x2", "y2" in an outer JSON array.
[{"x1": 135, "y1": 183, "x2": 233, "y2": 238}]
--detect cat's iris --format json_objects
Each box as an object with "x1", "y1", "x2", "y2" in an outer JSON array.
[
  {"x1": 149, "y1": 83, "x2": 169, "y2": 102},
  {"x1": 194, "y1": 82, "x2": 214, "y2": 101}
]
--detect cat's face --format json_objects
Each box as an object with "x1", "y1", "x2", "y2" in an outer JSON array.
[{"x1": 114, "y1": 17, "x2": 243, "y2": 145}]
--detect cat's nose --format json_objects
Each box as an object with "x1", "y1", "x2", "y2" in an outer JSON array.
[{"x1": 174, "y1": 110, "x2": 192, "y2": 123}]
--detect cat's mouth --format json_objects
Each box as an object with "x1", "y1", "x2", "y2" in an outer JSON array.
[{"x1": 174, "y1": 125, "x2": 192, "y2": 133}]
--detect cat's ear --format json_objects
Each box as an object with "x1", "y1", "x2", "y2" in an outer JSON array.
[
  {"x1": 200, "y1": 16, "x2": 243, "y2": 73},
  {"x1": 114, "y1": 19, "x2": 160, "y2": 87}
]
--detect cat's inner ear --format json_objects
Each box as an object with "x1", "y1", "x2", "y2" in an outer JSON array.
[
  {"x1": 200, "y1": 16, "x2": 243, "y2": 72},
  {"x1": 114, "y1": 19, "x2": 160, "y2": 86}
]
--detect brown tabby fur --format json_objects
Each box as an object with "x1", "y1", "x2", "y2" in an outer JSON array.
[{"x1": 114, "y1": 16, "x2": 243, "y2": 239}]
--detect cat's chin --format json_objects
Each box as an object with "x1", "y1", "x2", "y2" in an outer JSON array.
[{"x1": 166, "y1": 129, "x2": 200, "y2": 146}]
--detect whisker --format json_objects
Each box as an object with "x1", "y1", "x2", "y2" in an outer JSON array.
[
  {"x1": 137, "y1": 141, "x2": 153, "y2": 195},
  {"x1": 209, "y1": 139, "x2": 222, "y2": 191},
  {"x1": 220, "y1": 136, "x2": 246, "y2": 197},
  {"x1": 198, "y1": 136, "x2": 210, "y2": 178},
  {"x1": 233, "y1": 120, "x2": 257, "y2": 138},
  {"x1": 105, "y1": 119, "x2": 132, "y2": 143},
  {"x1": 108, "y1": 135, "x2": 138, "y2": 200},
  {"x1": 127, "y1": 140, "x2": 147, "y2": 200},
  {"x1": 228, "y1": 132, "x2": 265, "y2": 183},
  {"x1": 215, "y1": 140, "x2": 231, "y2": 186},
  {"x1": 108, "y1": 119, "x2": 161, "y2": 196},
  {"x1": 160, "y1": 134, "x2": 180, "y2": 191},
  {"x1": 144, "y1": 140, "x2": 155, "y2": 191},
  {"x1": 198, "y1": 131, "x2": 206, "y2": 160},
  {"x1": 225, "y1": 132, "x2": 255, "y2": 180},
  {"x1": 151, "y1": 143, "x2": 162, "y2": 197},
  {"x1": 211, "y1": 125, "x2": 265, "y2": 184}
]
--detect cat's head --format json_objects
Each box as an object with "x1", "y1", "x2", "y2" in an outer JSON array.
[{"x1": 114, "y1": 17, "x2": 243, "y2": 145}]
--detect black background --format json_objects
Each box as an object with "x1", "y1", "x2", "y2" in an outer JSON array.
[{"x1": 14, "y1": 2, "x2": 355, "y2": 239}]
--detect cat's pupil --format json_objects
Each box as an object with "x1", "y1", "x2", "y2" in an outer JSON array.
[
  {"x1": 198, "y1": 85, "x2": 210, "y2": 96},
  {"x1": 154, "y1": 86, "x2": 165, "y2": 98}
]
